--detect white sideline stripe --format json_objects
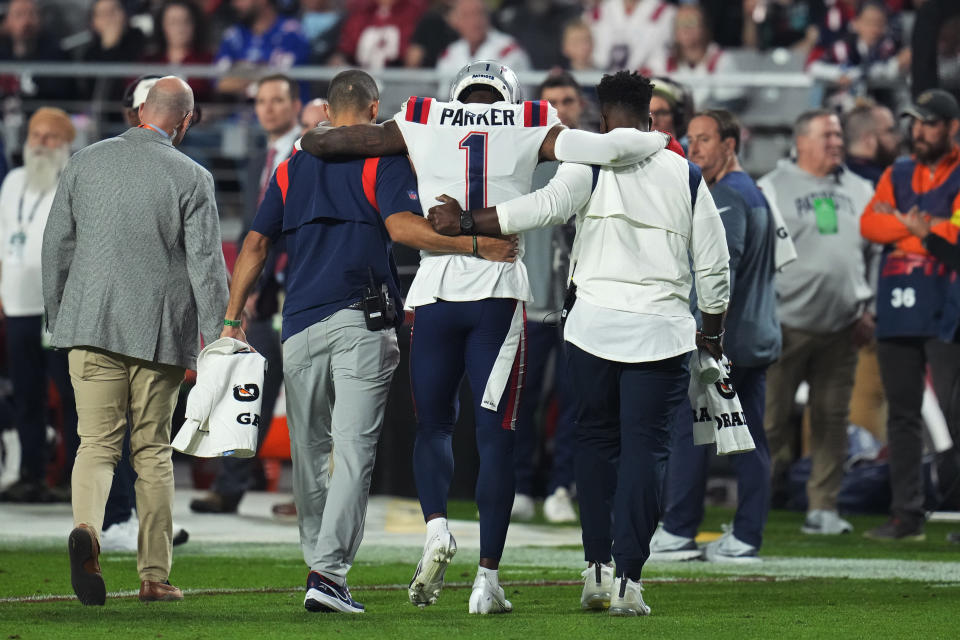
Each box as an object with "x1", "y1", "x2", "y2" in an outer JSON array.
[{"x1": 0, "y1": 577, "x2": 781, "y2": 604}]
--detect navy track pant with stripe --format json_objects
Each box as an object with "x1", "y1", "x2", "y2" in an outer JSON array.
[{"x1": 410, "y1": 298, "x2": 525, "y2": 561}]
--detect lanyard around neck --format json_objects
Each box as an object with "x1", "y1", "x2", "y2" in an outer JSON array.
[
  {"x1": 18, "y1": 183, "x2": 49, "y2": 230},
  {"x1": 139, "y1": 123, "x2": 170, "y2": 139}
]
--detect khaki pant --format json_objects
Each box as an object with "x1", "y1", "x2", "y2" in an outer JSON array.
[
  {"x1": 847, "y1": 343, "x2": 887, "y2": 442},
  {"x1": 764, "y1": 325, "x2": 858, "y2": 511},
  {"x1": 69, "y1": 347, "x2": 184, "y2": 582}
]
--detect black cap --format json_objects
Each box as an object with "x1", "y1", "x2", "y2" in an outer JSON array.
[{"x1": 902, "y1": 89, "x2": 960, "y2": 123}]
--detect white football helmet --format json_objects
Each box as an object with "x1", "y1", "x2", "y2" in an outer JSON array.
[{"x1": 449, "y1": 60, "x2": 523, "y2": 104}]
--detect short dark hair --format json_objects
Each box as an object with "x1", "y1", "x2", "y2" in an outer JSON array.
[
  {"x1": 596, "y1": 71, "x2": 654, "y2": 121},
  {"x1": 794, "y1": 108, "x2": 836, "y2": 139},
  {"x1": 327, "y1": 69, "x2": 379, "y2": 113},
  {"x1": 538, "y1": 71, "x2": 581, "y2": 98},
  {"x1": 695, "y1": 109, "x2": 742, "y2": 153},
  {"x1": 256, "y1": 73, "x2": 298, "y2": 102}
]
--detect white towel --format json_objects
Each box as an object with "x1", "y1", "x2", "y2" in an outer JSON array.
[
  {"x1": 688, "y1": 355, "x2": 756, "y2": 455},
  {"x1": 172, "y1": 337, "x2": 266, "y2": 458}
]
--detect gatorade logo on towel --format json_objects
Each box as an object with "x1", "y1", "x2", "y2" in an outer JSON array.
[{"x1": 233, "y1": 384, "x2": 261, "y2": 402}]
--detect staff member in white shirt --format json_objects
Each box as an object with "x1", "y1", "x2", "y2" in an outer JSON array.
[
  {"x1": 0, "y1": 107, "x2": 77, "y2": 503},
  {"x1": 427, "y1": 70, "x2": 730, "y2": 619}
]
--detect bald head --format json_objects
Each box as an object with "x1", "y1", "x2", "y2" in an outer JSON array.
[{"x1": 138, "y1": 76, "x2": 194, "y2": 144}]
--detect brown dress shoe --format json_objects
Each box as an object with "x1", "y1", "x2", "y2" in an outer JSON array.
[
  {"x1": 139, "y1": 580, "x2": 184, "y2": 602},
  {"x1": 189, "y1": 492, "x2": 241, "y2": 514},
  {"x1": 69, "y1": 524, "x2": 106, "y2": 606}
]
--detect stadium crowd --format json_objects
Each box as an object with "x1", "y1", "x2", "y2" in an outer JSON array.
[{"x1": 0, "y1": 0, "x2": 958, "y2": 615}]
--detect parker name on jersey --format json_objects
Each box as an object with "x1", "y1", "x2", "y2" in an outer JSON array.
[{"x1": 393, "y1": 96, "x2": 559, "y2": 309}]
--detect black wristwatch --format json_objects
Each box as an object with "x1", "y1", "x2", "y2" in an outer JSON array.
[{"x1": 460, "y1": 209, "x2": 475, "y2": 235}]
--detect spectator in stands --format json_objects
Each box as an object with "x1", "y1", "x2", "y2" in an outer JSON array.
[
  {"x1": 190, "y1": 74, "x2": 298, "y2": 517},
  {"x1": 758, "y1": 109, "x2": 876, "y2": 535},
  {"x1": 215, "y1": 0, "x2": 310, "y2": 97},
  {"x1": 300, "y1": 97, "x2": 328, "y2": 133},
  {"x1": 330, "y1": 0, "x2": 426, "y2": 71},
  {"x1": 647, "y1": 4, "x2": 745, "y2": 110},
  {"x1": 742, "y1": 0, "x2": 824, "y2": 54},
  {"x1": 511, "y1": 72, "x2": 583, "y2": 524},
  {"x1": 653, "y1": 109, "x2": 780, "y2": 562},
  {"x1": 494, "y1": 0, "x2": 583, "y2": 71},
  {"x1": 860, "y1": 89, "x2": 960, "y2": 541},
  {"x1": 143, "y1": 0, "x2": 214, "y2": 102},
  {"x1": 561, "y1": 19, "x2": 595, "y2": 71},
  {"x1": 435, "y1": 0, "x2": 530, "y2": 83},
  {"x1": 404, "y1": 0, "x2": 457, "y2": 68},
  {"x1": 82, "y1": 0, "x2": 148, "y2": 101},
  {"x1": 843, "y1": 101, "x2": 902, "y2": 186},
  {"x1": 0, "y1": 0, "x2": 69, "y2": 101},
  {"x1": 650, "y1": 76, "x2": 693, "y2": 146},
  {"x1": 587, "y1": 0, "x2": 675, "y2": 72},
  {"x1": 0, "y1": 108, "x2": 77, "y2": 504},
  {"x1": 808, "y1": 1, "x2": 909, "y2": 110},
  {"x1": 300, "y1": 0, "x2": 343, "y2": 64}
]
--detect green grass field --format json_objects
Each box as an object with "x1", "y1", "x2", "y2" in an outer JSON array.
[{"x1": 2, "y1": 506, "x2": 960, "y2": 639}]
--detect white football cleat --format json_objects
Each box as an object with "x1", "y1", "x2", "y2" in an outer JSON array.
[
  {"x1": 468, "y1": 570, "x2": 513, "y2": 614},
  {"x1": 649, "y1": 524, "x2": 703, "y2": 561},
  {"x1": 801, "y1": 509, "x2": 853, "y2": 535},
  {"x1": 608, "y1": 576, "x2": 651, "y2": 617},
  {"x1": 543, "y1": 487, "x2": 577, "y2": 523},
  {"x1": 511, "y1": 493, "x2": 535, "y2": 521},
  {"x1": 704, "y1": 525, "x2": 761, "y2": 563},
  {"x1": 99, "y1": 516, "x2": 138, "y2": 552},
  {"x1": 408, "y1": 526, "x2": 457, "y2": 607},
  {"x1": 580, "y1": 563, "x2": 614, "y2": 610}
]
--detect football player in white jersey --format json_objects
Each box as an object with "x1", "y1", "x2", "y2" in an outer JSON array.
[{"x1": 299, "y1": 60, "x2": 669, "y2": 615}]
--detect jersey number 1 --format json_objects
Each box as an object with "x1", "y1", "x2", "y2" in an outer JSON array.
[{"x1": 459, "y1": 131, "x2": 488, "y2": 210}]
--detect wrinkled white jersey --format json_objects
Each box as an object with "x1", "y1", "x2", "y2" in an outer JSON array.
[{"x1": 393, "y1": 97, "x2": 560, "y2": 308}]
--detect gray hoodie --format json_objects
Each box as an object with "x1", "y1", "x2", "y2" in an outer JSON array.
[{"x1": 757, "y1": 159, "x2": 875, "y2": 333}]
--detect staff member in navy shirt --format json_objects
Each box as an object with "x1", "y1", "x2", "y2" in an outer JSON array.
[{"x1": 219, "y1": 69, "x2": 518, "y2": 615}]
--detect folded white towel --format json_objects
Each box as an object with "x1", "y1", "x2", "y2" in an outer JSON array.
[
  {"x1": 172, "y1": 337, "x2": 266, "y2": 458},
  {"x1": 688, "y1": 355, "x2": 756, "y2": 456}
]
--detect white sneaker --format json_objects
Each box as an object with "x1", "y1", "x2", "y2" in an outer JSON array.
[
  {"x1": 543, "y1": 487, "x2": 577, "y2": 523},
  {"x1": 468, "y1": 570, "x2": 512, "y2": 614},
  {"x1": 511, "y1": 493, "x2": 535, "y2": 521},
  {"x1": 580, "y1": 563, "x2": 614, "y2": 610},
  {"x1": 704, "y1": 525, "x2": 760, "y2": 563},
  {"x1": 649, "y1": 525, "x2": 703, "y2": 561},
  {"x1": 100, "y1": 514, "x2": 189, "y2": 552},
  {"x1": 408, "y1": 524, "x2": 457, "y2": 607},
  {"x1": 100, "y1": 517, "x2": 138, "y2": 552},
  {"x1": 608, "y1": 576, "x2": 651, "y2": 617},
  {"x1": 801, "y1": 509, "x2": 853, "y2": 535}
]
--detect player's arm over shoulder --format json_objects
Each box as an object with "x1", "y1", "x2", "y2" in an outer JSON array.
[{"x1": 300, "y1": 120, "x2": 407, "y2": 159}]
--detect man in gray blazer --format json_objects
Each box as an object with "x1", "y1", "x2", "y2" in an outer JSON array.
[{"x1": 41, "y1": 76, "x2": 228, "y2": 606}]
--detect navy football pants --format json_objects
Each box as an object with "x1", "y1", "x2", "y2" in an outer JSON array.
[{"x1": 410, "y1": 299, "x2": 525, "y2": 561}]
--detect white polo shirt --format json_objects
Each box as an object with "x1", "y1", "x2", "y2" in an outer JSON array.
[{"x1": 497, "y1": 141, "x2": 730, "y2": 363}]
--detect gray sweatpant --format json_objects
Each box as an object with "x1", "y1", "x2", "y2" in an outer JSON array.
[{"x1": 282, "y1": 308, "x2": 400, "y2": 585}]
